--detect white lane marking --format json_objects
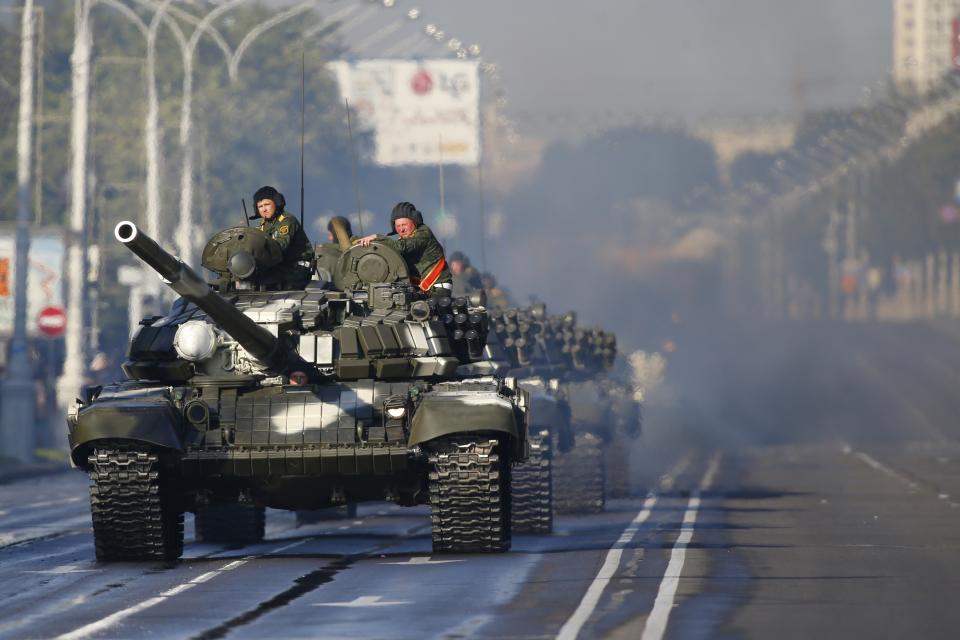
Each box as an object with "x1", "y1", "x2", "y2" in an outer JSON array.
[
  {"x1": 271, "y1": 539, "x2": 309, "y2": 554},
  {"x1": 849, "y1": 449, "x2": 920, "y2": 490},
  {"x1": 658, "y1": 454, "x2": 692, "y2": 492},
  {"x1": 555, "y1": 453, "x2": 693, "y2": 640},
  {"x1": 22, "y1": 563, "x2": 101, "y2": 574},
  {"x1": 3, "y1": 542, "x2": 92, "y2": 569},
  {"x1": 314, "y1": 595, "x2": 411, "y2": 607},
  {"x1": 556, "y1": 494, "x2": 658, "y2": 640},
  {"x1": 54, "y1": 557, "x2": 253, "y2": 640},
  {"x1": 1, "y1": 496, "x2": 84, "y2": 512},
  {"x1": 0, "y1": 515, "x2": 91, "y2": 548},
  {"x1": 380, "y1": 556, "x2": 463, "y2": 565},
  {"x1": 641, "y1": 453, "x2": 722, "y2": 640}
]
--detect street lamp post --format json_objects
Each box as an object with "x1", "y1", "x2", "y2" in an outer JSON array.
[
  {"x1": 55, "y1": 0, "x2": 92, "y2": 443},
  {"x1": 1, "y1": 0, "x2": 37, "y2": 462}
]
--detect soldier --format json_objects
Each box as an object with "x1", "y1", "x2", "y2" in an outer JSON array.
[
  {"x1": 481, "y1": 271, "x2": 513, "y2": 308},
  {"x1": 324, "y1": 216, "x2": 353, "y2": 248},
  {"x1": 357, "y1": 201, "x2": 452, "y2": 295},
  {"x1": 251, "y1": 185, "x2": 314, "y2": 288},
  {"x1": 449, "y1": 251, "x2": 483, "y2": 297}
]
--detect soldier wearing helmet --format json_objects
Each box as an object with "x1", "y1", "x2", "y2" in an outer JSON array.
[
  {"x1": 251, "y1": 185, "x2": 314, "y2": 288},
  {"x1": 358, "y1": 201, "x2": 452, "y2": 295},
  {"x1": 323, "y1": 216, "x2": 354, "y2": 248},
  {"x1": 449, "y1": 251, "x2": 483, "y2": 297}
]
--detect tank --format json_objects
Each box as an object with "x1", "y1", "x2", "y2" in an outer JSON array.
[
  {"x1": 67, "y1": 221, "x2": 528, "y2": 561},
  {"x1": 482, "y1": 305, "x2": 639, "y2": 515},
  {"x1": 459, "y1": 305, "x2": 574, "y2": 534}
]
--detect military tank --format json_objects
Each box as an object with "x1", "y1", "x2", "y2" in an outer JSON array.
[
  {"x1": 549, "y1": 320, "x2": 620, "y2": 514},
  {"x1": 460, "y1": 305, "x2": 574, "y2": 534},
  {"x1": 500, "y1": 309, "x2": 634, "y2": 514},
  {"x1": 67, "y1": 221, "x2": 527, "y2": 561}
]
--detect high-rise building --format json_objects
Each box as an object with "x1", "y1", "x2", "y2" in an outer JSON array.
[{"x1": 893, "y1": 0, "x2": 960, "y2": 92}]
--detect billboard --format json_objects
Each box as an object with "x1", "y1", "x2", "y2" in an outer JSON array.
[
  {"x1": 329, "y1": 59, "x2": 480, "y2": 166},
  {"x1": 0, "y1": 231, "x2": 65, "y2": 338}
]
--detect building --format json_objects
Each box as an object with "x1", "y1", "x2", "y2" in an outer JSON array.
[{"x1": 893, "y1": 0, "x2": 960, "y2": 93}]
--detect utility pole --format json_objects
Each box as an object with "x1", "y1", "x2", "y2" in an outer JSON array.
[
  {"x1": 57, "y1": 0, "x2": 91, "y2": 432},
  {"x1": 1, "y1": 0, "x2": 37, "y2": 462}
]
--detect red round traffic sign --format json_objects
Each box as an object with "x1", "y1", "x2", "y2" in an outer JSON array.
[{"x1": 37, "y1": 305, "x2": 66, "y2": 338}]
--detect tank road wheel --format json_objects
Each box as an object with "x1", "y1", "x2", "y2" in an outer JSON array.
[
  {"x1": 511, "y1": 430, "x2": 553, "y2": 534},
  {"x1": 195, "y1": 503, "x2": 266, "y2": 544},
  {"x1": 88, "y1": 447, "x2": 184, "y2": 562},
  {"x1": 295, "y1": 504, "x2": 359, "y2": 526},
  {"x1": 553, "y1": 432, "x2": 606, "y2": 514},
  {"x1": 605, "y1": 431, "x2": 632, "y2": 498},
  {"x1": 429, "y1": 438, "x2": 512, "y2": 553}
]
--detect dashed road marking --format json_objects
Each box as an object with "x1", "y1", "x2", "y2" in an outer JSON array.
[
  {"x1": 54, "y1": 557, "x2": 253, "y2": 640},
  {"x1": 380, "y1": 556, "x2": 463, "y2": 565},
  {"x1": 851, "y1": 450, "x2": 920, "y2": 490},
  {"x1": 271, "y1": 539, "x2": 310, "y2": 554},
  {"x1": 641, "y1": 453, "x2": 722, "y2": 640},
  {"x1": 22, "y1": 563, "x2": 100, "y2": 574}
]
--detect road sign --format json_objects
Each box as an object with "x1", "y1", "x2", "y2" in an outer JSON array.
[{"x1": 37, "y1": 305, "x2": 66, "y2": 338}]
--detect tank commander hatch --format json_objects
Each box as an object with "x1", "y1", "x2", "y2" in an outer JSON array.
[
  {"x1": 250, "y1": 185, "x2": 314, "y2": 288},
  {"x1": 357, "y1": 201, "x2": 452, "y2": 296}
]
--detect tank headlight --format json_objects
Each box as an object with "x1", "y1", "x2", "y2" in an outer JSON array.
[
  {"x1": 386, "y1": 406, "x2": 406, "y2": 419},
  {"x1": 173, "y1": 321, "x2": 218, "y2": 362}
]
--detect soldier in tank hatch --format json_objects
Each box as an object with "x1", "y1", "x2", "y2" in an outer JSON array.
[
  {"x1": 357, "y1": 201, "x2": 452, "y2": 296},
  {"x1": 324, "y1": 216, "x2": 353, "y2": 247},
  {"x1": 250, "y1": 185, "x2": 314, "y2": 288},
  {"x1": 449, "y1": 251, "x2": 483, "y2": 297}
]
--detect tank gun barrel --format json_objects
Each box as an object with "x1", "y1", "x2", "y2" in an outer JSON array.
[{"x1": 115, "y1": 221, "x2": 294, "y2": 375}]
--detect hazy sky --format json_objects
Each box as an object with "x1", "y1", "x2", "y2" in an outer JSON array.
[{"x1": 384, "y1": 1, "x2": 893, "y2": 128}]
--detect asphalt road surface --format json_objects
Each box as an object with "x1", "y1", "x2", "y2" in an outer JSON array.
[{"x1": 2, "y1": 322, "x2": 960, "y2": 639}]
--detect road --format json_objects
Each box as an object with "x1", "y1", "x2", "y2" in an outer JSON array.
[{"x1": 2, "y1": 322, "x2": 960, "y2": 639}]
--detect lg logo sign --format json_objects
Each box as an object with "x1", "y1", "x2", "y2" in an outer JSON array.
[{"x1": 409, "y1": 69, "x2": 473, "y2": 98}]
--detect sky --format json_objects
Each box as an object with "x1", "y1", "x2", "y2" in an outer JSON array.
[{"x1": 358, "y1": 0, "x2": 894, "y2": 131}]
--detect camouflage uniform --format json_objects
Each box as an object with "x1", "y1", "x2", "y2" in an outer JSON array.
[
  {"x1": 260, "y1": 212, "x2": 314, "y2": 288},
  {"x1": 377, "y1": 224, "x2": 452, "y2": 293},
  {"x1": 452, "y1": 264, "x2": 483, "y2": 297}
]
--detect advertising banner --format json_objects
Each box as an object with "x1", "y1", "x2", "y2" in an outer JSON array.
[
  {"x1": 0, "y1": 231, "x2": 65, "y2": 338},
  {"x1": 330, "y1": 59, "x2": 480, "y2": 166}
]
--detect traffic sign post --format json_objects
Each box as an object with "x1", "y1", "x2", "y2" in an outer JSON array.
[{"x1": 36, "y1": 306, "x2": 66, "y2": 338}]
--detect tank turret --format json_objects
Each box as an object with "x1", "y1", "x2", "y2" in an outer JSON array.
[{"x1": 115, "y1": 220, "x2": 295, "y2": 375}]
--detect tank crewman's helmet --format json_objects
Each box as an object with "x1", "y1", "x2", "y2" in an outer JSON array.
[
  {"x1": 250, "y1": 185, "x2": 286, "y2": 220},
  {"x1": 327, "y1": 215, "x2": 353, "y2": 238},
  {"x1": 388, "y1": 201, "x2": 422, "y2": 235}
]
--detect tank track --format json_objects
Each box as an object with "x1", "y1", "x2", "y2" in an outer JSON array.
[
  {"x1": 553, "y1": 432, "x2": 606, "y2": 514},
  {"x1": 511, "y1": 430, "x2": 553, "y2": 534},
  {"x1": 88, "y1": 447, "x2": 183, "y2": 561},
  {"x1": 195, "y1": 503, "x2": 266, "y2": 544},
  {"x1": 604, "y1": 432, "x2": 632, "y2": 498},
  {"x1": 429, "y1": 438, "x2": 511, "y2": 553}
]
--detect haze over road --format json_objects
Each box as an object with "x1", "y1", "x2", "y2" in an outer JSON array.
[{"x1": 3, "y1": 321, "x2": 959, "y2": 639}]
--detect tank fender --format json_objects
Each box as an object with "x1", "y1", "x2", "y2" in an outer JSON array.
[
  {"x1": 409, "y1": 391, "x2": 526, "y2": 456},
  {"x1": 68, "y1": 387, "x2": 184, "y2": 468}
]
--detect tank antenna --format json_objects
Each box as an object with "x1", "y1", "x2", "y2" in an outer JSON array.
[
  {"x1": 345, "y1": 98, "x2": 364, "y2": 235},
  {"x1": 477, "y1": 155, "x2": 486, "y2": 272},
  {"x1": 299, "y1": 49, "x2": 306, "y2": 228},
  {"x1": 241, "y1": 198, "x2": 250, "y2": 227}
]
